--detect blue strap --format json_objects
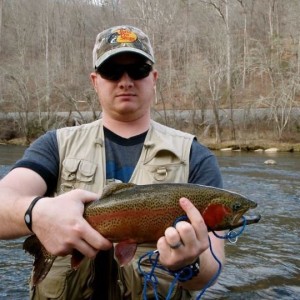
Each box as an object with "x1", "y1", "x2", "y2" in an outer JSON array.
[{"x1": 137, "y1": 216, "x2": 247, "y2": 299}]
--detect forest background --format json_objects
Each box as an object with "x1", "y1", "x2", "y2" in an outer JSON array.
[{"x1": 0, "y1": 0, "x2": 300, "y2": 151}]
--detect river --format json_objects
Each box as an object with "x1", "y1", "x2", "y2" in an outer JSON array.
[{"x1": 0, "y1": 145, "x2": 299, "y2": 299}]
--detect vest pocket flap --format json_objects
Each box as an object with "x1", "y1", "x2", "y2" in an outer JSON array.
[
  {"x1": 61, "y1": 158, "x2": 81, "y2": 180},
  {"x1": 144, "y1": 149, "x2": 182, "y2": 165},
  {"x1": 77, "y1": 161, "x2": 97, "y2": 182}
]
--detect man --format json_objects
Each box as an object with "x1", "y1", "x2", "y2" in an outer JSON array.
[{"x1": 0, "y1": 25, "x2": 224, "y2": 299}]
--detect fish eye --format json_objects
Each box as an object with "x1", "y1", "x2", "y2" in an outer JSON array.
[{"x1": 232, "y1": 202, "x2": 241, "y2": 211}]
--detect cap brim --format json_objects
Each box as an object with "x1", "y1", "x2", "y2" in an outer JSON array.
[{"x1": 94, "y1": 47, "x2": 155, "y2": 68}]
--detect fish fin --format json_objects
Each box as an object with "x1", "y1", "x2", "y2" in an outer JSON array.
[
  {"x1": 23, "y1": 235, "x2": 56, "y2": 286},
  {"x1": 101, "y1": 183, "x2": 136, "y2": 199},
  {"x1": 202, "y1": 203, "x2": 231, "y2": 230},
  {"x1": 114, "y1": 242, "x2": 137, "y2": 266},
  {"x1": 71, "y1": 249, "x2": 85, "y2": 270},
  {"x1": 23, "y1": 235, "x2": 42, "y2": 256}
]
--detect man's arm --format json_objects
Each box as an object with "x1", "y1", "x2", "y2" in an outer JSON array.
[
  {"x1": 0, "y1": 168, "x2": 47, "y2": 238},
  {"x1": 188, "y1": 232, "x2": 224, "y2": 290},
  {"x1": 0, "y1": 167, "x2": 112, "y2": 257}
]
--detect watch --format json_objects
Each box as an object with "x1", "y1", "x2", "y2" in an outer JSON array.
[
  {"x1": 24, "y1": 196, "x2": 44, "y2": 232},
  {"x1": 171, "y1": 257, "x2": 200, "y2": 282}
]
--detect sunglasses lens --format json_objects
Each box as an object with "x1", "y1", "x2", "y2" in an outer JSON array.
[
  {"x1": 97, "y1": 64, "x2": 123, "y2": 81},
  {"x1": 97, "y1": 63, "x2": 152, "y2": 81},
  {"x1": 127, "y1": 64, "x2": 152, "y2": 80}
]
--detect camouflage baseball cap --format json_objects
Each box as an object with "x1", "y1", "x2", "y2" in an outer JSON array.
[{"x1": 93, "y1": 25, "x2": 155, "y2": 69}]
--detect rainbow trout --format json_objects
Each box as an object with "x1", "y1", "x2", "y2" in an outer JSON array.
[{"x1": 23, "y1": 183, "x2": 260, "y2": 286}]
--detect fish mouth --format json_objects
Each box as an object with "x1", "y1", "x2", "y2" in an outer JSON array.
[{"x1": 230, "y1": 212, "x2": 261, "y2": 230}]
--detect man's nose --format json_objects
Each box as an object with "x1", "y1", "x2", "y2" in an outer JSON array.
[{"x1": 118, "y1": 72, "x2": 134, "y2": 88}]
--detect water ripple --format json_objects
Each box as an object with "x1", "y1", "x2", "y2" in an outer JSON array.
[{"x1": 0, "y1": 150, "x2": 299, "y2": 299}]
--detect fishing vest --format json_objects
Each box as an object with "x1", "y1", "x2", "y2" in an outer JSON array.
[{"x1": 30, "y1": 119, "x2": 195, "y2": 300}]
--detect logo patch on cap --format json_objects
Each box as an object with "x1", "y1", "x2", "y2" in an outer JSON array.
[{"x1": 116, "y1": 29, "x2": 137, "y2": 43}]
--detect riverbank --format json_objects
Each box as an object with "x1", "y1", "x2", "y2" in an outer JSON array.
[
  {"x1": 202, "y1": 138, "x2": 300, "y2": 152},
  {"x1": 2, "y1": 137, "x2": 300, "y2": 152}
]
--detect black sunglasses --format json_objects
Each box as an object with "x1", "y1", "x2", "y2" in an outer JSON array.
[{"x1": 96, "y1": 62, "x2": 153, "y2": 81}]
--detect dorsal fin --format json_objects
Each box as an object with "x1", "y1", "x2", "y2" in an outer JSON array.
[{"x1": 100, "y1": 182, "x2": 136, "y2": 199}]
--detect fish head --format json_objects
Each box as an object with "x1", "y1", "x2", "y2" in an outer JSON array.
[
  {"x1": 202, "y1": 190, "x2": 260, "y2": 231},
  {"x1": 229, "y1": 195, "x2": 257, "y2": 225}
]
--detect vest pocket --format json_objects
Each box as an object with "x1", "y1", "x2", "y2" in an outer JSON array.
[
  {"x1": 140, "y1": 149, "x2": 187, "y2": 183},
  {"x1": 60, "y1": 158, "x2": 97, "y2": 191},
  {"x1": 77, "y1": 160, "x2": 97, "y2": 182},
  {"x1": 31, "y1": 256, "x2": 71, "y2": 299},
  {"x1": 31, "y1": 256, "x2": 94, "y2": 300},
  {"x1": 61, "y1": 158, "x2": 80, "y2": 181}
]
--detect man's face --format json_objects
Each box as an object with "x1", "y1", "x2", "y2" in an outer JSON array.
[{"x1": 90, "y1": 53, "x2": 158, "y2": 122}]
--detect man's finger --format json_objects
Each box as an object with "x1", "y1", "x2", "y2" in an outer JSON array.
[
  {"x1": 82, "y1": 219, "x2": 113, "y2": 251},
  {"x1": 179, "y1": 197, "x2": 208, "y2": 241}
]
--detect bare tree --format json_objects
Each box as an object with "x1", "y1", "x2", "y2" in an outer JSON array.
[
  {"x1": 203, "y1": 0, "x2": 236, "y2": 140},
  {"x1": 1, "y1": 0, "x2": 300, "y2": 143},
  {"x1": 207, "y1": 67, "x2": 224, "y2": 143},
  {"x1": 0, "y1": 0, "x2": 3, "y2": 54}
]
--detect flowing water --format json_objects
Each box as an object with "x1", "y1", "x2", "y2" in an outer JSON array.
[{"x1": 0, "y1": 145, "x2": 299, "y2": 299}]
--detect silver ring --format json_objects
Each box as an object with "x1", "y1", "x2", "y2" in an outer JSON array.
[{"x1": 169, "y1": 241, "x2": 182, "y2": 249}]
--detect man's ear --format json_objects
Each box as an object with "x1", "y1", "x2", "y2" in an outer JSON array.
[
  {"x1": 90, "y1": 72, "x2": 98, "y2": 90},
  {"x1": 152, "y1": 69, "x2": 158, "y2": 82}
]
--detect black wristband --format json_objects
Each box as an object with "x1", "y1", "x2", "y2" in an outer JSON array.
[
  {"x1": 170, "y1": 257, "x2": 200, "y2": 282},
  {"x1": 24, "y1": 196, "x2": 44, "y2": 232}
]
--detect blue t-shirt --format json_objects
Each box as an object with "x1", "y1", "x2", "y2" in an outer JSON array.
[{"x1": 104, "y1": 127, "x2": 145, "y2": 183}]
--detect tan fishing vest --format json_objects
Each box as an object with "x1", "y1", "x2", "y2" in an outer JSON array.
[{"x1": 30, "y1": 119, "x2": 196, "y2": 300}]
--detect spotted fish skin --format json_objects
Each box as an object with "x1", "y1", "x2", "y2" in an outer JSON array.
[
  {"x1": 84, "y1": 183, "x2": 257, "y2": 242},
  {"x1": 24, "y1": 183, "x2": 260, "y2": 286}
]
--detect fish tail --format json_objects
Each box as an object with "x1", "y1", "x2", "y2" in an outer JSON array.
[{"x1": 23, "y1": 235, "x2": 56, "y2": 286}]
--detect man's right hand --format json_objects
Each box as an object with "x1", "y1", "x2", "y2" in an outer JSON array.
[
  {"x1": 32, "y1": 189, "x2": 113, "y2": 258},
  {"x1": 0, "y1": 167, "x2": 112, "y2": 257}
]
